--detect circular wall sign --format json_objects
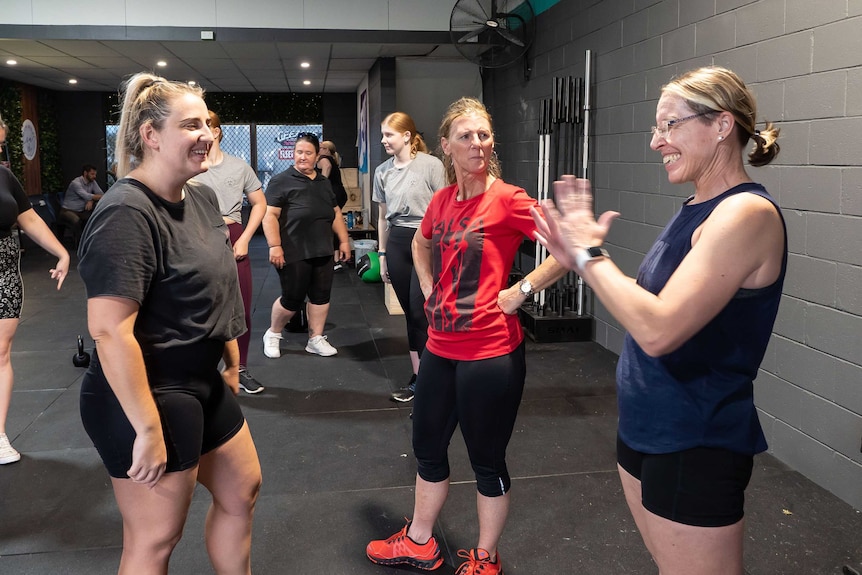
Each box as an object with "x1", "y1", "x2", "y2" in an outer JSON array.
[{"x1": 22, "y1": 119, "x2": 37, "y2": 161}]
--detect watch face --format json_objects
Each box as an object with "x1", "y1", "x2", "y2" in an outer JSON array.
[{"x1": 520, "y1": 280, "x2": 532, "y2": 295}]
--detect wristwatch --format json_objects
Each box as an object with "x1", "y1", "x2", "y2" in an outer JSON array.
[
  {"x1": 575, "y1": 246, "x2": 609, "y2": 272},
  {"x1": 518, "y1": 278, "x2": 534, "y2": 298}
]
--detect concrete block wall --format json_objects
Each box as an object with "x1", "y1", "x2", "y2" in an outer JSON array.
[{"x1": 485, "y1": 0, "x2": 862, "y2": 509}]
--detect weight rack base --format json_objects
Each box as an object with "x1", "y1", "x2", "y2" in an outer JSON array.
[{"x1": 518, "y1": 306, "x2": 593, "y2": 343}]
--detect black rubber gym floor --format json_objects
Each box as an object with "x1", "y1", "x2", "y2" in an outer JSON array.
[{"x1": 1, "y1": 234, "x2": 860, "y2": 574}]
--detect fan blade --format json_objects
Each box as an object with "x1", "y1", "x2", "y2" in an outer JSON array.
[
  {"x1": 458, "y1": 26, "x2": 487, "y2": 44},
  {"x1": 494, "y1": 25, "x2": 525, "y2": 47},
  {"x1": 454, "y1": 2, "x2": 490, "y2": 24}
]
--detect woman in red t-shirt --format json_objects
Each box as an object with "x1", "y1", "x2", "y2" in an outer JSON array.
[{"x1": 366, "y1": 98, "x2": 566, "y2": 575}]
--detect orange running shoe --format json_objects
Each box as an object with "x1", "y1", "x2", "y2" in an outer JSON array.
[
  {"x1": 366, "y1": 521, "x2": 444, "y2": 570},
  {"x1": 455, "y1": 548, "x2": 503, "y2": 574}
]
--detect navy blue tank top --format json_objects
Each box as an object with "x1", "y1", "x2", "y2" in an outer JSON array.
[{"x1": 616, "y1": 183, "x2": 786, "y2": 455}]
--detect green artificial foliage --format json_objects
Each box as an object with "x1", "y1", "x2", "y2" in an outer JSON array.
[
  {"x1": 37, "y1": 91, "x2": 62, "y2": 193},
  {"x1": 0, "y1": 81, "x2": 63, "y2": 192},
  {"x1": 0, "y1": 81, "x2": 25, "y2": 180}
]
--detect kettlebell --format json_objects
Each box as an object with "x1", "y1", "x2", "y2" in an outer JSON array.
[{"x1": 73, "y1": 335, "x2": 91, "y2": 368}]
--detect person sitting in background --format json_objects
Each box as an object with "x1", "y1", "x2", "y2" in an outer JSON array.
[
  {"x1": 61, "y1": 164, "x2": 103, "y2": 228},
  {"x1": 192, "y1": 110, "x2": 268, "y2": 395}
]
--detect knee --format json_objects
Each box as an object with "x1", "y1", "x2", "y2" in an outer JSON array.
[
  {"x1": 217, "y1": 472, "x2": 262, "y2": 517},
  {"x1": 472, "y1": 462, "x2": 511, "y2": 497},
  {"x1": 416, "y1": 455, "x2": 450, "y2": 484},
  {"x1": 278, "y1": 296, "x2": 302, "y2": 311}
]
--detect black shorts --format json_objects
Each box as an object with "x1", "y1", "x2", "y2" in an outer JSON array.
[
  {"x1": 277, "y1": 255, "x2": 334, "y2": 310},
  {"x1": 80, "y1": 340, "x2": 245, "y2": 478},
  {"x1": 617, "y1": 435, "x2": 753, "y2": 527}
]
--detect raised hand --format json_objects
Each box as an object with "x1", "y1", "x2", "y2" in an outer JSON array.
[{"x1": 530, "y1": 175, "x2": 619, "y2": 271}]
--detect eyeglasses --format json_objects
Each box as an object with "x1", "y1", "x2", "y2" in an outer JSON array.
[{"x1": 651, "y1": 112, "x2": 711, "y2": 139}]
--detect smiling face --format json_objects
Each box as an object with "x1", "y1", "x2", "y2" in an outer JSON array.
[
  {"x1": 144, "y1": 92, "x2": 212, "y2": 179},
  {"x1": 440, "y1": 113, "x2": 494, "y2": 178},
  {"x1": 381, "y1": 122, "x2": 409, "y2": 157},
  {"x1": 650, "y1": 93, "x2": 719, "y2": 185},
  {"x1": 293, "y1": 140, "x2": 319, "y2": 175}
]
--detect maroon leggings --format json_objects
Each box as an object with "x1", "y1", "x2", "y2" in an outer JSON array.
[{"x1": 228, "y1": 223, "x2": 253, "y2": 367}]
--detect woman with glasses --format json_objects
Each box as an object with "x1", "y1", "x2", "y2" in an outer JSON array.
[
  {"x1": 532, "y1": 66, "x2": 784, "y2": 575},
  {"x1": 262, "y1": 133, "x2": 350, "y2": 358}
]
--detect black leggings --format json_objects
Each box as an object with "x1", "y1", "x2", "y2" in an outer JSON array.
[
  {"x1": 412, "y1": 341, "x2": 526, "y2": 497},
  {"x1": 386, "y1": 225, "x2": 428, "y2": 354}
]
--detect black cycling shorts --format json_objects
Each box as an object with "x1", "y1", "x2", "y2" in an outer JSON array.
[
  {"x1": 617, "y1": 435, "x2": 754, "y2": 527},
  {"x1": 80, "y1": 340, "x2": 245, "y2": 478}
]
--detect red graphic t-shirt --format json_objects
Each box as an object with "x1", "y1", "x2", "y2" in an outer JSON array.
[{"x1": 420, "y1": 179, "x2": 538, "y2": 361}]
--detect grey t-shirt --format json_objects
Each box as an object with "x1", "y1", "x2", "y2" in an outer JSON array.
[
  {"x1": 191, "y1": 153, "x2": 262, "y2": 224},
  {"x1": 372, "y1": 152, "x2": 446, "y2": 229}
]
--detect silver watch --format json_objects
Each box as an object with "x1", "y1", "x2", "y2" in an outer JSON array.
[{"x1": 518, "y1": 278, "x2": 534, "y2": 297}]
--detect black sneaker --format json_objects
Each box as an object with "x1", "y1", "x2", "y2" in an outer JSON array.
[
  {"x1": 390, "y1": 374, "x2": 416, "y2": 403},
  {"x1": 238, "y1": 369, "x2": 265, "y2": 394}
]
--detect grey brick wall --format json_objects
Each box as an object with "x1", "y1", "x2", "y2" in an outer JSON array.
[{"x1": 486, "y1": 0, "x2": 862, "y2": 509}]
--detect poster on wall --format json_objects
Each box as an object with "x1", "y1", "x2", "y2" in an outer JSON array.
[{"x1": 358, "y1": 89, "x2": 368, "y2": 173}]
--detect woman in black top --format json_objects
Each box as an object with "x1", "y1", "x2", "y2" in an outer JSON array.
[
  {"x1": 77, "y1": 73, "x2": 261, "y2": 574},
  {"x1": 262, "y1": 133, "x2": 350, "y2": 359},
  {"x1": 0, "y1": 126, "x2": 69, "y2": 465},
  {"x1": 317, "y1": 140, "x2": 347, "y2": 209}
]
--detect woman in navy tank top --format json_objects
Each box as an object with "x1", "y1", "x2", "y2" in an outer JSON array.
[{"x1": 533, "y1": 67, "x2": 785, "y2": 575}]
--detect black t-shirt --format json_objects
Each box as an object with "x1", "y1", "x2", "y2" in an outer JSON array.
[
  {"x1": 265, "y1": 166, "x2": 337, "y2": 263},
  {"x1": 77, "y1": 178, "x2": 245, "y2": 353},
  {"x1": 0, "y1": 167, "x2": 32, "y2": 237},
  {"x1": 317, "y1": 155, "x2": 347, "y2": 209}
]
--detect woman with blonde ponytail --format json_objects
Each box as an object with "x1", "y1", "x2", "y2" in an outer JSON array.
[{"x1": 78, "y1": 72, "x2": 261, "y2": 574}]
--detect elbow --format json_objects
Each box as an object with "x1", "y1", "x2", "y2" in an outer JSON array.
[{"x1": 637, "y1": 332, "x2": 684, "y2": 358}]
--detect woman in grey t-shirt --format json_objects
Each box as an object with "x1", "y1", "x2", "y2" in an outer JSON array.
[{"x1": 373, "y1": 112, "x2": 446, "y2": 402}]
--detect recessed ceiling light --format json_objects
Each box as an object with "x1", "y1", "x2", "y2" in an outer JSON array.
[
  {"x1": 6, "y1": 60, "x2": 16, "y2": 66},
  {"x1": 68, "y1": 79, "x2": 78, "y2": 84},
  {"x1": 188, "y1": 80, "x2": 196, "y2": 86},
  {"x1": 303, "y1": 80, "x2": 311, "y2": 85},
  {"x1": 300, "y1": 62, "x2": 310, "y2": 69},
  {"x1": 157, "y1": 60, "x2": 167, "y2": 67}
]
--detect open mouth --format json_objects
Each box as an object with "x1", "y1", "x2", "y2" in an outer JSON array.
[{"x1": 663, "y1": 153, "x2": 680, "y2": 165}]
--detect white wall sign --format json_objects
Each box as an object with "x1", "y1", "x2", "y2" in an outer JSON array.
[{"x1": 22, "y1": 119, "x2": 37, "y2": 161}]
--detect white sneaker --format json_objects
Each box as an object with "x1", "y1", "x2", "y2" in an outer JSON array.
[
  {"x1": 305, "y1": 335, "x2": 337, "y2": 356},
  {"x1": 262, "y1": 329, "x2": 282, "y2": 359},
  {"x1": 0, "y1": 433, "x2": 21, "y2": 464}
]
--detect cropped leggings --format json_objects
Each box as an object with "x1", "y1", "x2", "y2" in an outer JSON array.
[
  {"x1": 412, "y1": 341, "x2": 526, "y2": 497},
  {"x1": 386, "y1": 225, "x2": 428, "y2": 354}
]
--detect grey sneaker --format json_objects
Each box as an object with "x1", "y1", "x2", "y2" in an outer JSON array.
[
  {"x1": 0, "y1": 433, "x2": 21, "y2": 465},
  {"x1": 306, "y1": 335, "x2": 337, "y2": 356},
  {"x1": 263, "y1": 328, "x2": 282, "y2": 359},
  {"x1": 238, "y1": 369, "x2": 265, "y2": 394},
  {"x1": 390, "y1": 374, "x2": 417, "y2": 403}
]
